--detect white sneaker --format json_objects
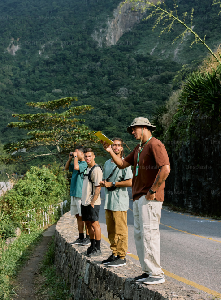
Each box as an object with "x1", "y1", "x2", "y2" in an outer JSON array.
[{"x1": 143, "y1": 277, "x2": 165, "y2": 285}]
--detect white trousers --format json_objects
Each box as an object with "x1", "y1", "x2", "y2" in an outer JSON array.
[{"x1": 133, "y1": 195, "x2": 164, "y2": 278}]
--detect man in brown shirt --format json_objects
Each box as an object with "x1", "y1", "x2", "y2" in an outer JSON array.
[{"x1": 102, "y1": 117, "x2": 170, "y2": 285}]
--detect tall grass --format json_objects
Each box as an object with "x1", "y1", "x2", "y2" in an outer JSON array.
[{"x1": 0, "y1": 230, "x2": 43, "y2": 299}]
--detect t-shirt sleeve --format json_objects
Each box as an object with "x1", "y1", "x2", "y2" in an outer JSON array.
[
  {"x1": 124, "y1": 148, "x2": 136, "y2": 166},
  {"x1": 79, "y1": 161, "x2": 87, "y2": 173},
  {"x1": 123, "y1": 166, "x2": 133, "y2": 180},
  {"x1": 103, "y1": 161, "x2": 108, "y2": 179},
  {"x1": 152, "y1": 142, "x2": 170, "y2": 167},
  {"x1": 92, "y1": 167, "x2": 103, "y2": 187},
  {"x1": 69, "y1": 163, "x2": 74, "y2": 172}
]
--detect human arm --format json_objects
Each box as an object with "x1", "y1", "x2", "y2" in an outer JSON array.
[
  {"x1": 64, "y1": 152, "x2": 73, "y2": 170},
  {"x1": 90, "y1": 186, "x2": 101, "y2": 208},
  {"x1": 102, "y1": 142, "x2": 130, "y2": 169},
  {"x1": 100, "y1": 178, "x2": 132, "y2": 188},
  {"x1": 72, "y1": 152, "x2": 80, "y2": 170},
  {"x1": 145, "y1": 165, "x2": 170, "y2": 200}
]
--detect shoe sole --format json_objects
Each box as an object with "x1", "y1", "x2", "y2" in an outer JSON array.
[
  {"x1": 107, "y1": 263, "x2": 126, "y2": 267},
  {"x1": 71, "y1": 242, "x2": 83, "y2": 245},
  {"x1": 102, "y1": 260, "x2": 116, "y2": 265},
  {"x1": 143, "y1": 279, "x2": 165, "y2": 285},
  {"x1": 135, "y1": 278, "x2": 149, "y2": 282}
]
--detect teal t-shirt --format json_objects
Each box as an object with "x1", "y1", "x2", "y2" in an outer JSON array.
[
  {"x1": 69, "y1": 161, "x2": 87, "y2": 198},
  {"x1": 103, "y1": 159, "x2": 133, "y2": 211}
]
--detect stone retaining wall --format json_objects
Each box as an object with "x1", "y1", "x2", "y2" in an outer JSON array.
[{"x1": 54, "y1": 212, "x2": 212, "y2": 300}]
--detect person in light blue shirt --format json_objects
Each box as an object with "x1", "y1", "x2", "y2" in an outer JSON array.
[
  {"x1": 100, "y1": 138, "x2": 133, "y2": 267},
  {"x1": 65, "y1": 146, "x2": 89, "y2": 246}
]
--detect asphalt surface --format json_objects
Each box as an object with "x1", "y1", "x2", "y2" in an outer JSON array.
[{"x1": 99, "y1": 187, "x2": 221, "y2": 297}]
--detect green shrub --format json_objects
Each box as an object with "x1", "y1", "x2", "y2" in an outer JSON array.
[
  {"x1": 153, "y1": 64, "x2": 221, "y2": 147},
  {"x1": 0, "y1": 213, "x2": 18, "y2": 239},
  {"x1": 179, "y1": 66, "x2": 221, "y2": 114},
  {"x1": 0, "y1": 163, "x2": 69, "y2": 235}
]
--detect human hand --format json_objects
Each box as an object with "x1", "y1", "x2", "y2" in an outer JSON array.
[
  {"x1": 69, "y1": 152, "x2": 73, "y2": 159},
  {"x1": 101, "y1": 141, "x2": 112, "y2": 153},
  {"x1": 145, "y1": 191, "x2": 155, "y2": 201},
  {"x1": 104, "y1": 181, "x2": 113, "y2": 188},
  {"x1": 90, "y1": 203, "x2": 94, "y2": 208},
  {"x1": 100, "y1": 180, "x2": 105, "y2": 187}
]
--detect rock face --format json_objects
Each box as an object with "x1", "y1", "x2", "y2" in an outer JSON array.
[
  {"x1": 164, "y1": 116, "x2": 221, "y2": 217},
  {"x1": 54, "y1": 211, "x2": 212, "y2": 299},
  {"x1": 92, "y1": 1, "x2": 148, "y2": 47},
  {"x1": 7, "y1": 40, "x2": 20, "y2": 55}
]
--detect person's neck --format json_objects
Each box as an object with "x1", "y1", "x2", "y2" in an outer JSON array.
[
  {"x1": 88, "y1": 161, "x2": 96, "y2": 168},
  {"x1": 79, "y1": 157, "x2": 85, "y2": 162},
  {"x1": 141, "y1": 132, "x2": 152, "y2": 143}
]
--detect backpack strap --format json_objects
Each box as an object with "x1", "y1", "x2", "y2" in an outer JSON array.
[
  {"x1": 85, "y1": 164, "x2": 102, "y2": 195},
  {"x1": 105, "y1": 165, "x2": 118, "y2": 181}
]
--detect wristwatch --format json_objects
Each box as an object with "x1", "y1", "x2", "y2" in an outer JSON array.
[
  {"x1": 112, "y1": 182, "x2": 116, "y2": 188},
  {"x1": 149, "y1": 189, "x2": 156, "y2": 195},
  {"x1": 74, "y1": 156, "x2": 77, "y2": 158}
]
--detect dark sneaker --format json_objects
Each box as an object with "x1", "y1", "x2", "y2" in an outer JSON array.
[
  {"x1": 71, "y1": 237, "x2": 84, "y2": 245},
  {"x1": 106, "y1": 258, "x2": 126, "y2": 267},
  {"x1": 102, "y1": 254, "x2": 118, "y2": 265},
  {"x1": 143, "y1": 277, "x2": 165, "y2": 285},
  {"x1": 134, "y1": 273, "x2": 150, "y2": 282},
  {"x1": 87, "y1": 247, "x2": 102, "y2": 257},
  {"x1": 81, "y1": 237, "x2": 90, "y2": 246},
  {"x1": 90, "y1": 249, "x2": 102, "y2": 257},
  {"x1": 86, "y1": 245, "x2": 94, "y2": 255}
]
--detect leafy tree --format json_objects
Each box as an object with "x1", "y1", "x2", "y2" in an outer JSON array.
[{"x1": 3, "y1": 97, "x2": 98, "y2": 163}]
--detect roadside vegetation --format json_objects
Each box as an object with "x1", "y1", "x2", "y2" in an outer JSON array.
[
  {"x1": 0, "y1": 163, "x2": 70, "y2": 299},
  {"x1": 153, "y1": 45, "x2": 221, "y2": 146},
  {"x1": 35, "y1": 237, "x2": 71, "y2": 300},
  {"x1": 0, "y1": 230, "x2": 43, "y2": 299}
]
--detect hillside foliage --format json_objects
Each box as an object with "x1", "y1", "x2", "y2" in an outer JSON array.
[{"x1": 0, "y1": 0, "x2": 221, "y2": 152}]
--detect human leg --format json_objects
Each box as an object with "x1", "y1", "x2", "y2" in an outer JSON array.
[
  {"x1": 76, "y1": 214, "x2": 84, "y2": 233},
  {"x1": 105, "y1": 210, "x2": 117, "y2": 256},
  {"x1": 133, "y1": 199, "x2": 146, "y2": 271},
  {"x1": 106, "y1": 210, "x2": 128, "y2": 267},
  {"x1": 138, "y1": 196, "x2": 164, "y2": 278},
  {"x1": 71, "y1": 197, "x2": 85, "y2": 244},
  {"x1": 82, "y1": 204, "x2": 101, "y2": 256},
  {"x1": 113, "y1": 211, "x2": 128, "y2": 259}
]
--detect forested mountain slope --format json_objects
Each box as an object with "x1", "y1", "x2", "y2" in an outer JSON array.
[{"x1": 0, "y1": 0, "x2": 220, "y2": 147}]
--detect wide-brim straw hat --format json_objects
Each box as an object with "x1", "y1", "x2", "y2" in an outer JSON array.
[{"x1": 127, "y1": 117, "x2": 156, "y2": 135}]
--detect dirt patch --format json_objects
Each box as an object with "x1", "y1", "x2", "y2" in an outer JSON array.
[{"x1": 12, "y1": 226, "x2": 55, "y2": 300}]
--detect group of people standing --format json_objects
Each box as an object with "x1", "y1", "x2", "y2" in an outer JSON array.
[{"x1": 65, "y1": 117, "x2": 170, "y2": 285}]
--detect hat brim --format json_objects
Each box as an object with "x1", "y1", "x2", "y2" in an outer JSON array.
[{"x1": 127, "y1": 125, "x2": 156, "y2": 135}]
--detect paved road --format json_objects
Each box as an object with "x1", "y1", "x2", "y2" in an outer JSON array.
[{"x1": 99, "y1": 187, "x2": 221, "y2": 298}]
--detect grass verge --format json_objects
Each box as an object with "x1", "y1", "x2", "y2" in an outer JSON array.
[
  {"x1": 36, "y1": 236, "x2": 71, "y2": 300},
  {"x1": 0, "y1": 229, "x2": 43, "y2": 299}
]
